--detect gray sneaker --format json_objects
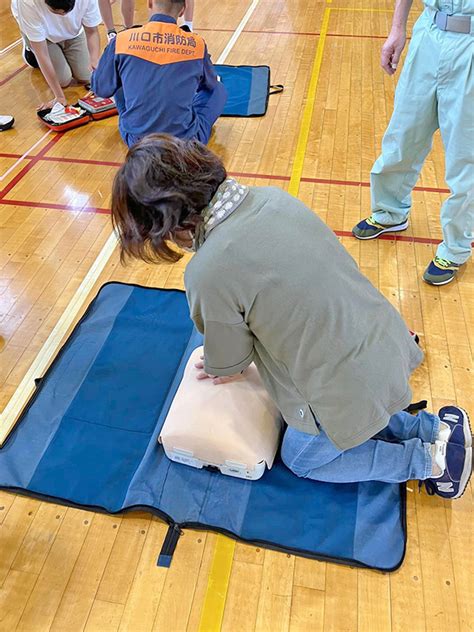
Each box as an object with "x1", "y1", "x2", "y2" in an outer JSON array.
[
  {"x1": 423, "y1": 257, "x2": 461, "y2": 286},
  {"x1": 352, "y1": 216, "x2": 409, "y2": 240}
]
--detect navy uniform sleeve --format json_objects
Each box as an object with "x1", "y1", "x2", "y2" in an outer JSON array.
[
  {"x1": 91, "y1": 39, "x2": 121, "y2": 98},
  {"x1": 200, "y1": 45, "x2": 219, "y2": 92}
]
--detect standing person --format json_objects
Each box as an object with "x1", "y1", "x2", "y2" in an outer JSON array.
[
  {"x1": 110, "y1": 134, "x2": 472, "y2": 500},
  {"x1": 11, "y1": 0, "x2": 101, "y2": 110},
  {"x1": 91, "y1": 0, "x2": 226, "y2": 147},
  {"x1": 181, "y1": 0, "x2": 193, "y2": 31},
  {"x1": 352, "y1": 0, "x2": 474, "y2": 286},
  {"x1": 99, "y1": 0, "x2": 134, "y2": 41}
]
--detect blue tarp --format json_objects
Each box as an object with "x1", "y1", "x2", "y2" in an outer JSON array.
[
  {"x1": 215, "y1": 65, "x2": 272, "y2": 117},
  {"x1": 0, "y1": 283, "x2": 407, "y2": 571}
]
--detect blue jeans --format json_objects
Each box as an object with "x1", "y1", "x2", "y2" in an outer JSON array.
[{"x1": 281, "y1": 410, "x2": 440, "y2": 483}]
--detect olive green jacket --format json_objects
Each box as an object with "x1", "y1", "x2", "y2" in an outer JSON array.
[{"x1": 185, "y1": 186, "x2": 423, "y2": 450}]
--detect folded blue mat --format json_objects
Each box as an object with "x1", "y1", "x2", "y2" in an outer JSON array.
[
  {"x1": 0, "y1": 283, "x2": 407, "y2": 571},
  {"x1": 215, "y1": 64, "x2": 283, "y2": 117}
]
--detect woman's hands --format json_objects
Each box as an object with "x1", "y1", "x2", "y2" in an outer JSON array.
[{"x1": 194, "y1": 358, "x2": 243, "y2": 385}]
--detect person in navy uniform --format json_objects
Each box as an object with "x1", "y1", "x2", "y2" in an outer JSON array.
[{"x1": 91, "y1": 0, "x2": 226, "y2": 147}]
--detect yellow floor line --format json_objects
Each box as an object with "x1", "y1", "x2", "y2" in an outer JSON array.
[
  {"x1": 198, "y1": 536, "x2": 236, "y2": 632},
  {"x1": 198, "y1": 7, "x2": 332, "y2": 632},
  {"x1": 288, "y1": 6, "x2": 331, "y2": 197}
]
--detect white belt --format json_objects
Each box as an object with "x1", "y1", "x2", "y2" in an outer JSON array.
[{"x1": 426, "y1": 7, "x2": 472, "y2": 33}]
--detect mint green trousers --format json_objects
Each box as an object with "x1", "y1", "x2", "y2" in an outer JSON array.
[{"x1": 371, "y1": 9, "x2": 473, "y2": 264}]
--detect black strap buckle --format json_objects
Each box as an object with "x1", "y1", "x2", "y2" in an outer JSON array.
[{"x1": 157, "y1": 523, "x2": 183, "y2": 567}]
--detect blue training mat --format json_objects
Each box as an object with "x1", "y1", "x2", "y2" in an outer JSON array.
[
  {"x1": 0, "y1": 283, "x2": 407, "y2": 571},
  {"x1": 215, "y1": 64, "x2": 283, "y2": 117}
]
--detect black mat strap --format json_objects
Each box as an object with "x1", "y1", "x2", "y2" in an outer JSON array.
[
  {"x1": 157, "y1": 524, "x2": 183, "y2": 568},
  {"x1": 403, "y1": 400, "x2": 428, "y2": 414}
]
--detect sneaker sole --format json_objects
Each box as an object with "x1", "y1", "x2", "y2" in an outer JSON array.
[
  {"x1": 352, "y1": 221, "x2": 409, "y2": 241},
  {"x1": 423, "y1": 273, "x2": 457, "y2": 286},
  {"x1": 453, "y1": 446, "x2": 472, "y2": 499}
]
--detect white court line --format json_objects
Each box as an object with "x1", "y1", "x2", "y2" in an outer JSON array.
[
  {"x1": 0, "y1": 0, "x2": 261, "y2": 446},
  {"x1": 0, "y1": 232, "x2": 118, "y2": 446},
  {"x1": 0, "y1": 130, "x2": 52, "y2": 182},
  {"x1": 216, "y1": 0, "x2": 260, "y2": 63},
  {"x1": 0, "y1": 38, "x2": 22, "y2": 56}
]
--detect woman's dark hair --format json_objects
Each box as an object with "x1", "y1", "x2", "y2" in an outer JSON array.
[
  {"x1": 45, "y1": 0, "x2": 76, "y2": 12},
  {"x1": 112, "y1": 134, "x2": 227, "y2": 263}
]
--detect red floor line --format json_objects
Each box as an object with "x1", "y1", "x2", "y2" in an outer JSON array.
[
  {"x1": 0, "y1": 133, "x2": 63, "y2": 200},
  {"x1": 0, "y1": 151, "x2": 24, "y2": 160},
  {"x1": 228, "y1": 170, "x2": 290, "y2": 182},
  {"x1": 41, "y1": 155, "x2": 123, "y2": 167},
  {"x1": 229, "y1": 171, "x2": 450, "y2": 194},
  {"x1": 199, "y1": 28, "x2": 389, "y2": 39},
  {"x1": 0, "y1": 64, "x2": 27, "y2": 87},
  {"x1": 0, "y1": 153, "x2": 24, "y2": 159},
  {"x1": 334, "y1": 230, "x2": 440, "y2": 245},
  {"x1": 299, "y1": 176, "x2": 450, "y2": 194},
  {"x1": 0, "y1": 198, "x2": 110, "y2": 214},
  {"x1": 0, "y1": 197, "x2": 449, "y2": 246},
  {"x1": 0, "y1": 153, "x2": 451, "y2": 195}
]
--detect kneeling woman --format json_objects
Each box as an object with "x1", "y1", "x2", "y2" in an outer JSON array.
[{"x1": 111, "y1": 134, "x2": 472, "y2": 500}]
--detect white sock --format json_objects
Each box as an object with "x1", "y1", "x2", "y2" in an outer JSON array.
[
  {"x1": 437, "y1": 420, "x2": 451, "y2": 443},
  {"x1": 182, "y1": 20, "x2": 193, "y2": 31},
  {"x1": 430, "y1": 440, "x2": 447, "y2": 478}
]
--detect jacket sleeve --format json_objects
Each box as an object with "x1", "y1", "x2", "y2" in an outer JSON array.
[
  {"x1": 199, "y1": 45, "x2": 219, "y2": 92},
  {"x1": 91, "y1": 39, "x2": 121, "y2": 97},
  {"x1": 186, "y1": 272, "x2": 255, "y2": 376}
]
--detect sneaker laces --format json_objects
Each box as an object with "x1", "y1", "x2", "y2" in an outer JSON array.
[
  {"x1": 366, "y1": 217, "x2": 386, "y2": 229},
  {"x1": 434, "y1": 256, "x2": 459, "y2": 270}
]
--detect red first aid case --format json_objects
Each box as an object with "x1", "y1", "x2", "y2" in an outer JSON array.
[
  {"x1": 37, "y1": 105, "x2": 91, "y2": 132},
  {"x1": 37, "y1": 97, "x2": 118, "y2": 132}
]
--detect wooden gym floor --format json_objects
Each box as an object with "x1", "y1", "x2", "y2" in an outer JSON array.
[{"x1": 0, "y1": 0, "x2": 473, "y2": 630}]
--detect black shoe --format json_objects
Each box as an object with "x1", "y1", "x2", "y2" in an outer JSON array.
[
  {"x1": 22, "y1": 42, "x2": 39, "y2": 68},
  {"x1": 0, "y1": 115, "x2": 15, "y2": 132}
]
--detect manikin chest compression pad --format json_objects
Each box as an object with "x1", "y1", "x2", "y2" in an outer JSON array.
[
  {"x1": 0, "y1": 283, "x2": 407, "y2": 571},
  {"x1": 159, "y1": 346, "x2": 282, "y2": 479}
]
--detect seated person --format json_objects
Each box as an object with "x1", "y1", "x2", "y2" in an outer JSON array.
[
  {"x1": 110, "y1": 134, "x2": 472, "y2": 500},
  {"x1": 91, "y1": 0, "x2": 227, "y2": 147},
  {"x1": 11, "y1": 0, "x2": 101, "y2": 110}
]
